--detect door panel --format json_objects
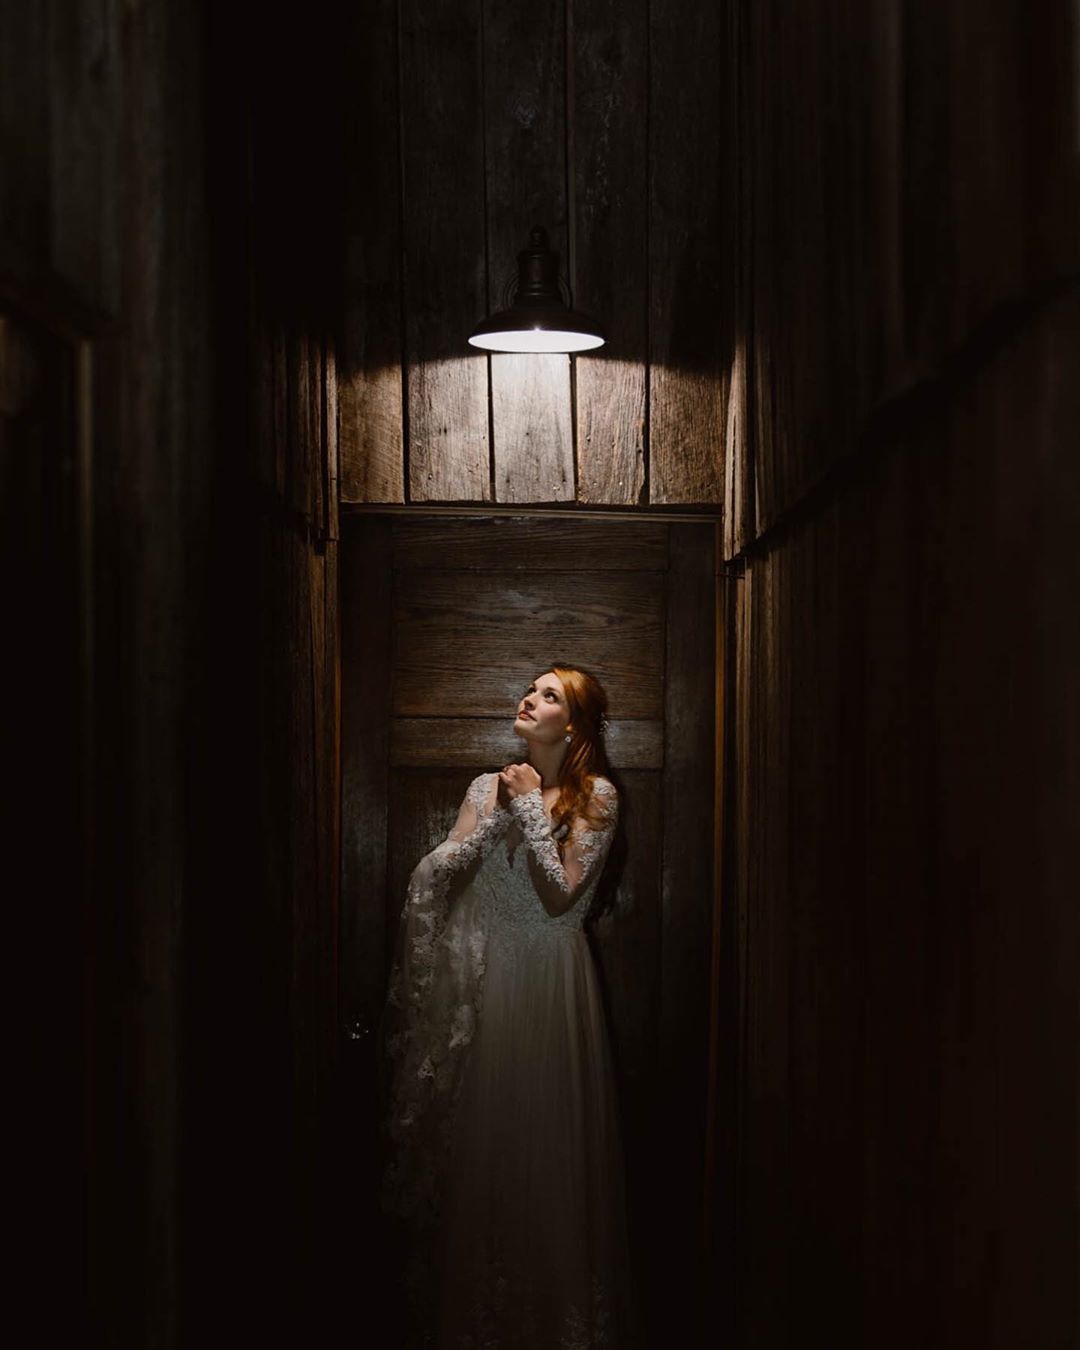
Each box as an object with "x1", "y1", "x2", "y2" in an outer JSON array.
[{"x1": 341, "y1": 512, "x2": 716, "y2": 1346}]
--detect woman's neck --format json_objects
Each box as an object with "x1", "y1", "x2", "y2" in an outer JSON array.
[{"x1": 528, "y1": 742, "x2": 567, "y2": 789}]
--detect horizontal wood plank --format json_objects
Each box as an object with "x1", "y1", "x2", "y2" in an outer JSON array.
[
  {"x1": 390, "y1": 716, "x2": 663, "y2": 768},
  {"x1": 392, "y1": 515, "x2": 669, "y2": 570},
  {"x1": 393, "y1": 569, "x2": 665, "y2": 718}
]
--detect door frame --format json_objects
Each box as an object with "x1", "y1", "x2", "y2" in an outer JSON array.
[{"x1": 336, "y1": 502, "x2": 742, "y2": 1346}]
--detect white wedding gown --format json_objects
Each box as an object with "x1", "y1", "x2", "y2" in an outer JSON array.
[{"x1": 381, "y1": 771, "x2": 635, "y2": 1349}]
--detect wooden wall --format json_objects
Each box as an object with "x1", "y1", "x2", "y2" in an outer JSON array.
[
  {"x1": 2, "y1": 4, "x2": 346, "y2": 1346},
  {"x1": 9, "y1": 0, "x2": 1076, "y2": 1345},
  {"x1": 338, "y1": 0, "x2": 739, "y2": 513},
  {"x1": 1, "y1": 3, "x2": 213, "y2": 1345},
  {"x1": 198, "y1": 8, "x2": 346, "y2": 1344},
  {"x1": 724, "y1": 3, "x2": 1080, "y2": 1346}
]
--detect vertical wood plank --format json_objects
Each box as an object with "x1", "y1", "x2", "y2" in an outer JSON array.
[
  {"x1": 867, "y1": 0, "x2": 908, "y2": 399},
  {"x1": 570, "y1": 0, "x2": 647, "y2": 505},
  {"x1": 743, "y1": 547, "x2": 791, "y2": 1346},
  {"x1": 48, "y1": 0, "x2": 121, "y2": 313},
  {"x1": 341, "y1": 516, "x2": 394, "y2": 1036},
  {"x1": 1000, "y1": 295, "x2": 1080, "y2": 1349},
  {"x1": 730, "y1": 561, "x2": 754, "y2": 1350},
  {"x1": 789, "y1": 502, "x2": 865, "y2": 1347},
  {"x1": 0, "y1": 3, "x2": 50, "y2": 265},
  {"x1": 339, "y1": 0, "x2": 405, "y2": 504},
  {"x1": 324, "y1": 336, "x2": 339, "y2": 542},
  {"x1": 485, "y1": 0, "x2": 574, "y2": 503},
  {"x1": 587, "y1": 768, "x2": 662, "y2": 1343},
  {"x1": 659, "y1": 522, "x2": 715, "y2": 1340},
  {"x1": 400, "y1": 0, "x2": 490, "y2": 501},
  {"x1": 648, "y1": 0, "x2": 731, "y2": 505},
  {"x1": 491, "y1": 354, "x2": 575, "y2": 501},
  {"x1": 858, "y1": 446, "x2": 933, "y2": 1350}
]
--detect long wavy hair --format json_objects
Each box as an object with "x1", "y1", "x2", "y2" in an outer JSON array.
[{"x1": 530, "y1": 663, "x2": 627, "y2": 920}]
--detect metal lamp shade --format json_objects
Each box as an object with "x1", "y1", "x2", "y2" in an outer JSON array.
[{"x1": 468, "y1": 226, "x2": 605, "y2": 354}]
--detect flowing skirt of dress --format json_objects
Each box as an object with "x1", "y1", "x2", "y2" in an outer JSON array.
[{"x1": 434, "y1": 917, "x2": 635, "y2": 1350}]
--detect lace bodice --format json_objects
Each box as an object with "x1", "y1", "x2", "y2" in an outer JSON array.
[{"x1": 463, "y1": 771, "x2": 619, "y2": 935}]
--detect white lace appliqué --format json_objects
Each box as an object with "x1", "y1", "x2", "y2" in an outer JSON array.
[
  {"x1": 506, "y1": 777, "x2": 618, "y2": 904},
  {"x1": 381, "y1": 774, "x2": 510, "y2": 1226}
]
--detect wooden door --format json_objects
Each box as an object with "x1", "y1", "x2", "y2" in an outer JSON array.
[{"x1": 341, "y1": 512, "x2": 717, "y2": 1346}]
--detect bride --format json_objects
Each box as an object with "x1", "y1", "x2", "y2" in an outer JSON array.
[{"x1": 379, "y1": 664, "x2": 636, "y2": 1349}]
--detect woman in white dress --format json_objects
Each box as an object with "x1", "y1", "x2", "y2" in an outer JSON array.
[{"x1": 379, "y1": 665, "x2": 636, "y2": 1349}]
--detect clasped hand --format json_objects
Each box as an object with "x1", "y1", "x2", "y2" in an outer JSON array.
[{"x1": 498, "y1": 762, "x2": 542, "y2": 806}]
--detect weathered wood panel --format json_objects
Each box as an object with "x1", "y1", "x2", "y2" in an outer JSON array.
[
  {"x1": 732, "y1": 293, "x2": 1080, "y2": 1349},
  {"x1": 0, "y1": 4, "x2": 50, "y2": 268},
  {"x1": 390, "y1": 714, "x2": 663, "y2": 768},
  {"x1": 491, "y1": 354, "x2": 575, "y2": 501},
  {"x1": 648, "y1": 0, "x2": 731, "y2": 507},
  {"x1": 393, "y1": 569, "x2": 666, "y2": 718},
  {"x1": 400, "y1": 0, "x2": 489, "y2": 500},
  {"x1": 339, "y1": 0, "x2": 736, "y2": 516},
  {"x1": 741, "y1": 0, "x2": 1080, "y2": 542},
  {"x1": 341, "y1": 517, "x2": 393, "y2": 1037},
  {"x1": 339, "y1": 0, "x2": 404, "y2": 503},
  {"x1": 743, "y1": 0, "x2": 870, "y2": 535},
  {"x1": 655, "y1": 523, "x2": 716, "y2": 1340},
  {"x1": 0, "y1": 4, "x2": 238, "y2": 1345},
  {"x1": 48, "y1": 1, "x2": 121, "y2": 313},
  {"x1": 587, "y1": 768, "x2": 662, "y2": 1341},
  {"x1": 484, "y1": 0, "x2": 575, "y2": 502},
  {"x1": 571, "y1": 0, "x2": 648, "y2": 505},
  {"x1": 392, "y1": 514, "x2": 668, "y2": 570}
]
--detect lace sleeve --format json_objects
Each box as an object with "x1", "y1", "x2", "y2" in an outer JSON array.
[
  {"x1": 380, "y1": 772, "x2": 507, "y2": 1231},
  {"x1": 427, "y1": 771, "x2": 509, "y2": 882},
  {"x1": 507, "y1": 776, "x2": 619, "y2": 912}
]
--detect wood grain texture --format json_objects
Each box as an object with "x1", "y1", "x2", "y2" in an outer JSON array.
[
  {"x1": 390, "y1": 715, "x2": 663, "y2": 769},
  {"x1": 731, "y1": 293, "x2": 1080, "y2": 1349},
  {"x1": 324, "y1": 337, "x2": 339, "y2": 542},
  {"x1": 484, "y1": 0, "x2": 574, "y2": 502},
  {"x1": 647, "y1": 0, "x2": 731, "y2": 506},
  {"x1": 744, "y1": 0, "x2": 869, "y2": 535},
  {"x1": 740, "y1": 1, "x2": 1080, "y2": 544},
  {"x1": 491, "y1": 352, "x2": 576, "y2": 502},
  {"x1": 570, "y1": 0, "x2": 647, "y2": 504},
  {"x1": 0, "y1": 2, "x2": 230, "y2": 1342},
  {"x1": 341, "y1": 517, "x2": 394, "y2": 1040},
  {"x1": 393, "y1": 568, "x2": 666, "y2": 718},
  {"x1": 339, "y1": 0, "x2": 404, "y2": 504},
  {"x1": 48, "y1": 0, "x2": 121, "y2": 313},
  {"x1": 0, "y1": 4, "x2": 50, "y2": 266},
  {"x1": 400, "y1": 0, "x2": 490, "y2": 501},
  {"x1": 655, "y1": 522, "x2": 715, "y2": 1340},
  {"x1": 392, "y1": 514, "x2": 668, "y2": 570},
  {"x1": 586, "y1": 768, "x2": 662, "y2": 1341}
]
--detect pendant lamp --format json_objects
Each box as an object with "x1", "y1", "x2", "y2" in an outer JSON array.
[{"x1": 468, "y1": 226, "x2": 605, "y2": 353}]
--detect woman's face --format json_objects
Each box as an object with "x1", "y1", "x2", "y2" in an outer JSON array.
[{"x1": 514, "y1": 672, "x2": 569, "y2": 744}]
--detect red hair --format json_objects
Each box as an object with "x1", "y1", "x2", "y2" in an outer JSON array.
[{"x1": 534, "y1": 664, "x2": 613, "y2": 838}]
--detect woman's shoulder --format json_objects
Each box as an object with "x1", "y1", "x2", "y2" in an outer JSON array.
[
  {"x1": 586, "y1": 774, "x2": 619, "y2": 824},
  {"x1": 465, "y1": 770, "x2": 500, "y2": 809}
]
